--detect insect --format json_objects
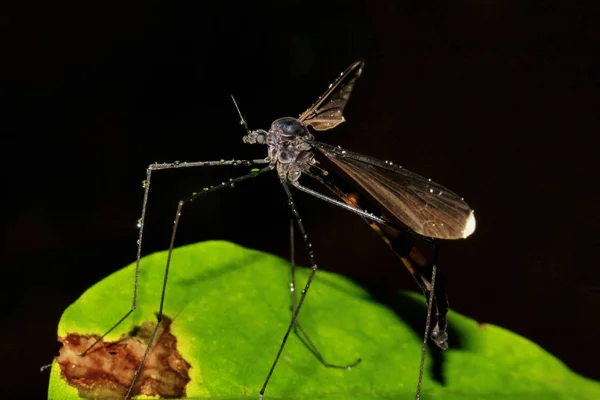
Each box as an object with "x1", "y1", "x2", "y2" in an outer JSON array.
[{"x1": 79, "y1": 60, "x2": 476, "y2": 399}]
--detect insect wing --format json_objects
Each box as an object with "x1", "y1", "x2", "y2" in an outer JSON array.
[
  {"x1": 310, "y1": 140, "x2": 476, "y2": 239},
  {"x1": 298, "y1": 61, "x2": 364, "y2": 131}
]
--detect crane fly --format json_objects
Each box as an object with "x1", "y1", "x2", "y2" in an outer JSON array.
[{"x1": 75, "y1": 60, "x2": 476, "y2": 399}]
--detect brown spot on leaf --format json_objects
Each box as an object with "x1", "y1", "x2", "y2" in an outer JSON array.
[{"x1": 55, "y1": 316, "x2": 191, "y2": 399}]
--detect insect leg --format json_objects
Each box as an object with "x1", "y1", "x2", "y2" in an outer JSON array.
[
  {"x1": 289, "y1": 180, "x2": 391, "y2": 226},
  {"x1": 415, "y1": 243, "x2": 444, "y2": 400},
  {"x1": 121, "y1": 164, "x2": 273, "y2": 399},
  {"x1": 301, "y1": 170, "x2": 449, "y2": 349},
  {"x1": 303, "y1": 169, "x2": 449, "y2": 398},
  {"x1": 288, "y1": 218, "x2": 361, "y2": 369},
  {"x1": 259, "y1": 178, "x2": 325, "y2": 399},
  {"x1": 79, "y1": 159, "x2": 270, "y2": 358}
]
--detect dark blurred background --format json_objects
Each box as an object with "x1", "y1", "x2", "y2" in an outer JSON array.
[{"x1": 2, "y1": 1, "x2": 598, "y2": 398}]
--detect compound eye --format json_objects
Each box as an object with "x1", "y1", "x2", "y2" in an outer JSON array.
[{"x1": 272, "y1": 117, "x2": 307, "y2": 137}]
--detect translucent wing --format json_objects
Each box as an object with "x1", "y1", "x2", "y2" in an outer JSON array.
[
  {"x1": 309, "y1": 140, "x2": 476, "y2": 239},
  {"x1": 298, "y1": 61, "x2": 364, "y2": 131}
]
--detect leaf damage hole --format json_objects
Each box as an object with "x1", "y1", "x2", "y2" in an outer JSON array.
[{"x1": 55, "y1": 316, "x2": 191, "y2": 399}]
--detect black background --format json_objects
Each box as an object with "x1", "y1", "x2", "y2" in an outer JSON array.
[{"x1": 2, "y1": 1, "x2": 599, "y2": 398}]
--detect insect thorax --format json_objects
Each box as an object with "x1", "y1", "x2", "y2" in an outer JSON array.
[{"x1": 263, "y1": 117, "x2": 315, "y2": 181}]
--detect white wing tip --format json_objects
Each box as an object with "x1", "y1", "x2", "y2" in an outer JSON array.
[{"x1": 462, "y1": 210, "x2": 476, "y2": 238}]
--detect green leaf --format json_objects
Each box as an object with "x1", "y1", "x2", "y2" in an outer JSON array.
[{"x1": 50, "y1": 241, "x2": 600, "y2": 399}]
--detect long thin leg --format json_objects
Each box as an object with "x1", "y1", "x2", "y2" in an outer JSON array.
[
  {"x1": 304, "y1": 168, "x2": 450, "y2": 396},
  {"x1": 288, "y1": 219, "x2": 360, "y2": 369},
  {"x1": 259, "y1": 179, "x2": 323, "y2": 399},
  {"x1": 293, "y1": 172, "x2": 431, "y2": 243},
  {"x1": 430, "y1": 264, "x2": 449, "y2": 349},
  {"x1": 123, "y1": 165, "x2": 273, "y2": 399},
  {"x1": 399, "y1": 255, "x2": 449, "y2": 349},
  {"x1": 303, "y1": 169, "x2": 449, "y2": 348},
  {"x1": 79, "y1": 158, "x2": 270, "y2": 357},
  {"x1": 415, "y1": 244, "x2": 439, "y2": 400},
  {"x1": 290, "y1": 180, "x2": 390, "y2": 226}
]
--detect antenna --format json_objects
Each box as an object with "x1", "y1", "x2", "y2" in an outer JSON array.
[{"x1": 230, "y1": 95, "x2": 249, "y2": 133}]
